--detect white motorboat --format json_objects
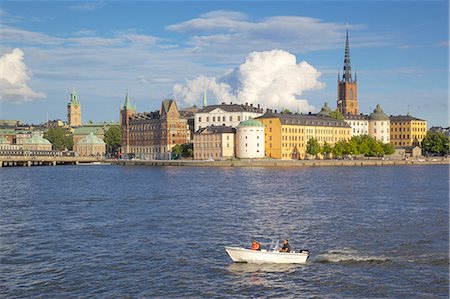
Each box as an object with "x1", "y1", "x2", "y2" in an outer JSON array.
[{"x1": 225, "y1": 246, "x2": 310, "y2": 264}]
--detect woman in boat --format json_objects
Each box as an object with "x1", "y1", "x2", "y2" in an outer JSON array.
[
  {"x1": 251, "y1": 240, "x2": 261, "y2": 250},
  {"x1": 279, "y1": 239, "x2": 291, "y2": 252}
]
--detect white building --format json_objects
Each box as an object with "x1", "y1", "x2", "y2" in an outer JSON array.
[
  {"x1": 194, "y1": 102, "x2": 264, "y2": 131},
  {"x1": 368, "y1": 104, "x2": 390, "y2": 143},
  {"x1": 236, "y1": 119, "x2": 265, "y2": 159},
  {"x1": 344, "y1": 114, "x2": 369, "y2": 136}
]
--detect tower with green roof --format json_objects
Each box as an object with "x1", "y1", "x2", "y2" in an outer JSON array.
[
  {"x1": 120, "y1": 89, "x2": 135, "y2": 154},
  {"x1": 67, "y1": 88, "x2": 82, "y2": 127}
]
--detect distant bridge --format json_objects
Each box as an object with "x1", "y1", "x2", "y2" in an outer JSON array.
[{"x1": 0, "y1": 149, "x2": 106, "y2": 167}]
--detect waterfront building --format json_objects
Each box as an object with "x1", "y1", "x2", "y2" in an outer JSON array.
[
  {"x1": 390, "y1": 114, "x2": 427, "y2": 146},
  {"x1": 121, "y1": 93, "x2": 189, "y2": 159},
  {"x1": 194, "y1": 102, "x2": 264, "y2": 131},
  {"x1": 343, "y1": 114, "x2": 369, "y2": 136},
  {"x1": 236, "y1": 119, "x2": 265, "y2": 159},
  {"x1": 22, "y1": 132, "x2": 52, "y2": 151},
  {"x1": 179, "y1": 105, "x2": 199, "y2": 141},
  {"x1": 337, "y1": 29, "x2": 359, "y2": 116},
  {"x1": 368, "y1": 104, "x2": 390, "y2": 144},
  {"x1": 193, "y1": 126, "x2": 236, "y2": 160},
  {"x1": 256, "y1": 112, "x2": 351, "y2": 159},
  {"x1": 73, "y1": 132, "x2": 106, "y2": 156},
  {"x1": 67, "y1": 89, "x2": 82, "y2": 127},
  {"x1": 73, "y1": 126, "x2": 105, "y2": 145}
]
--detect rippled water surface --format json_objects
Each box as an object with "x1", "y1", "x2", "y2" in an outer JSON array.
[{"x1": 0, "y1": 164, "x2": 448, "y2": 298}]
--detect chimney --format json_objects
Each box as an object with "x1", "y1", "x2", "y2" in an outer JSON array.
[
  {"x1": 266, "y1": 108, "x2": 270, "y2": 113},
  {"x1": 274, "y1": 109, "x2": 277, "y2": 114},
  {"x1": 230, "y1": 102, "x2": 233, "y2": 105},
  {"x1": 250, "y1": 103, "x2": 253, "y2": 107},
  {"x1": 257, "y1": 104, "x2": 260, "y2": 110},
  {"x1": 245, "y1": 102, "x2": 248, "y2": 106},
  {"x1": 222, "y1": 102, "x2": 225, "y2": 105},
  {"x1": 309, "y1": 112, "x2": 312, "y2": 115}
]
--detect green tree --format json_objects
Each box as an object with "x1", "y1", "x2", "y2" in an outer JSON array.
[
  {"x1": 281, "y1": 108, "x2": 292, "y2": 114},
  {"x1": 104, "y1": 125, "x2": 122, "y2": 156},
  {"x1": 422, "y1": 131, "x2": 449, "y2": 156},
  {"x1": 383, "y1": 143, "x2": 395, "y2": 155},
  {"x1": 321, "y1": 141, "x2": 332, "y2": 158},
  {"x1": 332, "y1": 140, "x2": 346, "y2": 157},
  {"x1": 181, "y1": 142, "x2": 194, "y2": 158},
  {"x1": 306, "y1": 137, "x2": 321, "y2": 157},
  {"x1": 44, "y1": 127, "x2": 73, "y2": 150},
  {"x1": 171, "y1": 144, "x2": 183, "y2": 159},
  {"x1": 329, "y1": 109, "x2": 344, "y2": 121}
]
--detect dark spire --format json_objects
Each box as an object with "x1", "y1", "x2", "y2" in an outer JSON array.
[{"x1": 343, "y1": 27, "x2": 352, "y2": 82}]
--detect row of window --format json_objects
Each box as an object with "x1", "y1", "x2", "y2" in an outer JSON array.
[
  {"x1": 391, "y1": 127, "x2": 426, "y2": 132},
  {"x1": 391, "y1": 134, "x2": 425, "y2": 140}
]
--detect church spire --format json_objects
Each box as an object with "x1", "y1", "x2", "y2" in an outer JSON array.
[
  {"x1": 343, "y1": 27, "x2": 352, "y2": 82},
  {"x1": 202, "y1": 88, "x2": 207, "y2": 108},
  {"x1": 124, "y1": 89, "x2": 131, "y2": 110}
]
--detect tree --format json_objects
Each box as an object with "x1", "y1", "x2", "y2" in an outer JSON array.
[
  {"x1": 104, "y1": 125, "x2": 122, "y2": 156},
  {"x1": 306, "y1": 137, "x2": 321, "y2": 157},
  {"x1": 321, "y1": 141, "x2": 332, "y2": 158},
  {"x1": 383, "y1": 143, "x2": 395, "y2": 156},
  {"x1": 171, "y1": 143, "x2": 193, "y2": 159},
  {"x1": 332, "y1": 140, "x2": 346, "y2": 157},
  {"x1": 44, "y1": 127, "x2": 73, "y2": 150},
  {"x1": 329, "y1": 109, "x2": 344, "y2": 121},
  {"x1": 281, "y1": 108, "x2": 292, "y2": 114},
  {"x1": 171, "y1": 144, "x2": 183, "y2": 159},
  {"x1": 422, "y1": 131, "x2": 449, "y2": 156}
]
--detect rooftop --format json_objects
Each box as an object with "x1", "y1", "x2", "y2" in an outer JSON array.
[
  {"x1": 199, "y1": 102, "x2": 263, "y2": 114},
  {"x1": 195, "y1": 125, "x2": 236, "y2": 134},
  {"x1": 389, "y1": 115, "x2": 425, "y2": 122},
  {"x1": 256, "y1": 113, "x2": 351, "y2": 128}
]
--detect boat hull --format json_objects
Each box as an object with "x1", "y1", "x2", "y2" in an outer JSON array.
[{"x1": 225, "y1": 246, "x2": 309, "y2": 264}]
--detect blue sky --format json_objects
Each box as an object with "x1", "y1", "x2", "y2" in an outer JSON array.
[{"x1": 0, "y1": 1, "x2": 448, "y2": 126}]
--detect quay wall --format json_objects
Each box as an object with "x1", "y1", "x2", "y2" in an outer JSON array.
[{"x1": 114, "y1": 158, "x2": 449, "y2": 168}]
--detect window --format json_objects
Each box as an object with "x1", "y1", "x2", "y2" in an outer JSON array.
[
  {"x1": 229, "y1": 116, "x2": 233, "y2": 121},
  {"x1": 198, "y1": 117, "x2": 201, "y2": 122},
  {"x1": 237, "y1": 116, "x2": 241, "y2": 121},
  {"x1": 213, "y1": 117, "x2": 216, "y2": 122},
  {"x1": 206, "y1": 117, "x2": 209, "y2": 122}
]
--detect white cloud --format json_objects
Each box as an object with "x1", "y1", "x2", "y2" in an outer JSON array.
[
  {"x1": 0, "y1": 48, "x2": 45, "y2": 102},
  {"x1": 69, "y1": 2, "x2": 106, "y2": 11},
  {"x1": 173, "y1": 49, "x2": 324, "y2": 112},
  {"x1": 167, "y1": 11, "x2": 378, "y2": 55}
]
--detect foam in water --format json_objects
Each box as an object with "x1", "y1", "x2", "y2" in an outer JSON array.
[{"x1": 313, "y1": 248, "x2": 390, "y2": 263}]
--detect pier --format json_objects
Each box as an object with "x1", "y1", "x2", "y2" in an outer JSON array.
[{"x1": 0, "y1": 149, "x2": 105, "y2": 167}]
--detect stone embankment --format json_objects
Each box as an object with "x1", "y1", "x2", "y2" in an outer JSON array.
[{"x1": 115, "y1": 158, "x2": 449, "y2": 168}]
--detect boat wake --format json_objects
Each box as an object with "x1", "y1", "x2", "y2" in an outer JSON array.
[{"x1": 313, "y1": 248, "x2": 390, "y2": 264}]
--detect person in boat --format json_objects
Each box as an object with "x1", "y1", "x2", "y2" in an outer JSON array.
[
  {"x1": 251, "y1": 240, "x2": 261, "y2": 251},
  {"x1": 279, "y1": 239, "x2": 291, "y2": 252}
]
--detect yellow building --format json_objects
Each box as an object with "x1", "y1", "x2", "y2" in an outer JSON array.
[
  {"x1": 390, "y1": 115, "x2": 427, "y2": 147},
  {"x1": 193, "y1": 126, "x2": 236, "y2": 160},
  {"x1": 256, "y1": 112, "x2": 351, "y2": 159}
]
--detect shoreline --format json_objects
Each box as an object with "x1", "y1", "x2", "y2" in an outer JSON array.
[{"x1": 113, "y1": 158, "x2": 449, "y2": 168}]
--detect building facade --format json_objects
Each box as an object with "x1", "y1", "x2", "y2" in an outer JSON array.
[
  {"x1": 390, "y1": 115, "x2": 427, "y2": 147},
  {"x1": 344, "y1": 114, "x2": 369, "y2": 136},
  {"x1": 193, "y1": 126, "x2": 235, "y2": 160},
  {"x1": 368, "y1": 104, "x2": 390, "y2": 144},
  {"x1": 194, "y1": 102, "x2": 264, "y2": 131},
  {"x1": 236, "y1": 119, "x2": 265, "y2": 159},
  {"x1": 73, "y1": 132, "x2": 106, "y2": 156},
  {"x1": 22, "y1": 132, "x2": 52, "y2": 151},
  {"x1": 67, "y1": 89, "x2": 82, "y2": 127},
  {"x1": 337, "y1": 29, "x2": 358, "y2": 116},
  {"x1": 121, "y1": 95, "x2": 190, "y2": 159},
  {"x1": 257, "y1": 112, "x2": 351, "y2": 160}
]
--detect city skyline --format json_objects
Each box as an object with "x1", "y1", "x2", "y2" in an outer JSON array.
[{"x1": 0, "y1": 1, "x2": 448, "y2": 126}]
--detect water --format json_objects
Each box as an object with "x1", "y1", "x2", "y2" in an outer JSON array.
[{"x1": 0, "y1": 164, "x2": 448, "y2": 298}]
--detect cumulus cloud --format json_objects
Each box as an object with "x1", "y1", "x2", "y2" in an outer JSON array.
[
  {"x1": 173, "y1": 49, "x2": 324, "y2": 112},
  {"x1": 0, "y1": 48, "x2": 45, "y2": 103}
]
